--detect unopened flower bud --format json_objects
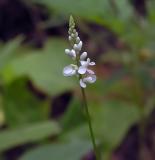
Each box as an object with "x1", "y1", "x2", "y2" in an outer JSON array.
[
  {"x1": 76, "y1": 37, "x2": 80, "y2": 43},
  {"x1": 75, "y1": 32, "x2": 78, "y2": 37},
  {"x1": 80, "y1": 52, "x2": 87, "y2": 60},
  {"x1": 68, "y1": 36, "x2": 72, "y2": 41},
  {"x1": 71, "y1": 33, "x2": 75, "y2": 38},
  {"x1": 73, "y1": 41, "x2": 82, "y2": 51},
  {"x1": 65, "y1": 49, "x2": 70, "y2": 55}
]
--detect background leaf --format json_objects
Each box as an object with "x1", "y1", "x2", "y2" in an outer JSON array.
[
  {"x1": 3, "y1": 77, "x2": 49, "y2": 127},
  {"x1": 0, "y1": 120, "x2": 60, "y2": 152},
  {"x1": 0, "y1": 37, "x2": 22, "y2": 71},
  {"x1": 60, "y1": 98, "x2": 85, "y2": 130},
  {"x1": 2, "y1": 39, "x2": 76, "y2": 95},
  {"x1": 90, "y1": 100, "x2": 140, "y2": 150},
  {"x1": 20, "y1": 140, "x2": 91, "y2": 160}
]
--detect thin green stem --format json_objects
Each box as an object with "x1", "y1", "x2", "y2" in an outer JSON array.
[
  {"x1": 80, "y1": 87, "x2": 100, "y2": 160},
  {"x1": 73, "y1": 31, "x2": 99, "y2": 159}
]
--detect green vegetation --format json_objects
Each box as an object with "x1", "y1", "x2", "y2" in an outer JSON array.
[{"x1": 0, "y1": 0, "x2": 155, "y2": 160}]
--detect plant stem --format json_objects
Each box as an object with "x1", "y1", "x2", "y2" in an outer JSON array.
[{"x1": 80, "y1": 87, "x2": 100, "y2": 160}]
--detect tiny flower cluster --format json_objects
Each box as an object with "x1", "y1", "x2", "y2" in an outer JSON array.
[{"x1": 63, "y1": 16, "x2": 96, "y2": 88}]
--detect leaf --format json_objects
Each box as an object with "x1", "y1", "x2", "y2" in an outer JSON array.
[
  {"x1": 0, "y1": 120, "x2": 60, "y2": 152},
  {"x1": 60, "y1": 98, "x2": 85, "y2": 130},
  {"x1": 20, "y1": 140, "x2": 91, "y2": 160},
  {"x1": 0, "y1": 95, "x2": 4, "y2": 126},
  {"x1": 3, "y1": 77, "x2": 49, "y2": 127},
  {"x1": 88, "y1": 69, "x2": 128, "y2": 95},
  {"x1": 31, "y1": 0, "x2": 133, "y2": 34},
  {"x1": 90, "y1": 100, "x2": 140, "y2": 150},
  {"x1": 2, "y1": 39, "x2": 76, "y2": 95},
  {"x1": 31, "y1": 0, "x2": 103, "y2": 20},
  {"x1": 0, "y1": 37, "x2": 22, "y2": 71}
]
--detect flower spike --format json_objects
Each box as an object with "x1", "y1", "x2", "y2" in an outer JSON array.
[{"x1": 63, "y1": 16, "x2": 96, "y2": 88}]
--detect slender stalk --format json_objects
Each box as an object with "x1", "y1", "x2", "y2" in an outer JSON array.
[
  {"x1": 75, "y1": 53, "x2": 99, "y2": 159},
  {"x1": 80, "y1": 87, "x2": 100, "y2": 160}
]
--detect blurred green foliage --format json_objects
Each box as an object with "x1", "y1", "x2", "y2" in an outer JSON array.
[
  {"x1": 0, "y1": 120, "x2": 60, "y2": 152},
  {"x1": 0, "y1": 0, "x2": 155, "y2": 160},
  {"x1": 20, "y1": 140, "x2": 91, "y2": 160}
]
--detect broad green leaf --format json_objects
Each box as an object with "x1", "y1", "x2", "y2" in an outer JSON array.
[
  {"x1": 20, "y1": 140, "x2": 91, "y2": 160},
  {"x1": 31, "y1": 0, "x2": 103, "y2": 20},
  {"x1": 2, "y1": 39, "x2": 76, "y2": 95},
  {"x1": 0, "y1": 121, "x2": 60, "y2": 152},
  {"x1": 30, "y1": 0, "x2": 155, "y2": 49},
  {"x1": 31, "y1": 0, "x2": 133, "y2": 34},
  {"x1": 90, "y1": 100, "x2": 140, "y2": 150},
  {"x1": 61, "y1": 124, "x2": 89, "y2": 142},
  {"x1": 3, "y1": 77, "x2": 49, "y2": 127}
]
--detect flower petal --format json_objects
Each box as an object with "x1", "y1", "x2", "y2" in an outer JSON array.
[
  {"x1": 78, "y1": 66, "x2": 87, "y2": 74},
  {"x1": 87, "y1": 58, "x2": 91, "y2": 63},
  {"x1": 80, "y1": 60, "x2": 88, "y2": 66},
  {"x1": 63, "y1": 65, "x2": 76, "y2": 76},
  {"x1": 80, "y1": 58, "x2": 90, "y2": 67},
  {"x1": 80, "y1": 79, "x2": 86, "y2": 88},
  {"x1": 87, "y1": 69, "x2": 95, "y2": 75},
  {"x1": 83, "y1": 75, "x2": 96, "y2": 83},
  {"x1": 70, "y1": 49, "x2": 76, "y2": 58},
  {"x1": 89, "y1": 62, "x2": 95, "y2": 66},
  {"x1": 80, "y1": 52, "x2": 87, "y2": 60}
]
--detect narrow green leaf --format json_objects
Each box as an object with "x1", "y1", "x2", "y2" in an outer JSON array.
[{"x1": 0, "y1": 121, "x2": 60, "y2": 152}]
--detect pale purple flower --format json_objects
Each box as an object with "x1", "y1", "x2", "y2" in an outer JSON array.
[
  {"x1": 78, "y1": 58, "x2": 95, "y2": 75},
  {"x1": 63, "y1": 64, "x2": 78, "y2": 76},
  {"x1": 80, "y1": 74, "x2": 97, "y2": 88}
]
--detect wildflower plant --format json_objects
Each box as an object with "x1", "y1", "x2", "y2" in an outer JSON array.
[{"x1": 63, "y1": 16, "x2": 99, "y2": 160}]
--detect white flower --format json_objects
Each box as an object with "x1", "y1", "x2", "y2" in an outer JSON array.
[
  {"x1": 73, "y1": 41, "x2": 83, "y2": 51},
  {"x1": 65, "y1": 49, "x2": 76, "y2": 59},
  {"x1": 80, "y1": 58, "x2": 95, "y2": 66},
  {"x1": 80, "y1": 74, "x2": 96, "y2": 88},
  {"x1": 63, "y1": 64, "x2": 78, "y2": 76},
  {"x1": 78, "y1": 58, "x2": 95, "y2": 75}
]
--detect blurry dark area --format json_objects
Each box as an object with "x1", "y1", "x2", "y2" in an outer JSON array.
[
  {"x1": 0, "y1": 0, "x2": 48, "y2": 47},
  {"x1": 131, "y1": 0, "x2": 147, "y2": 16}
]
